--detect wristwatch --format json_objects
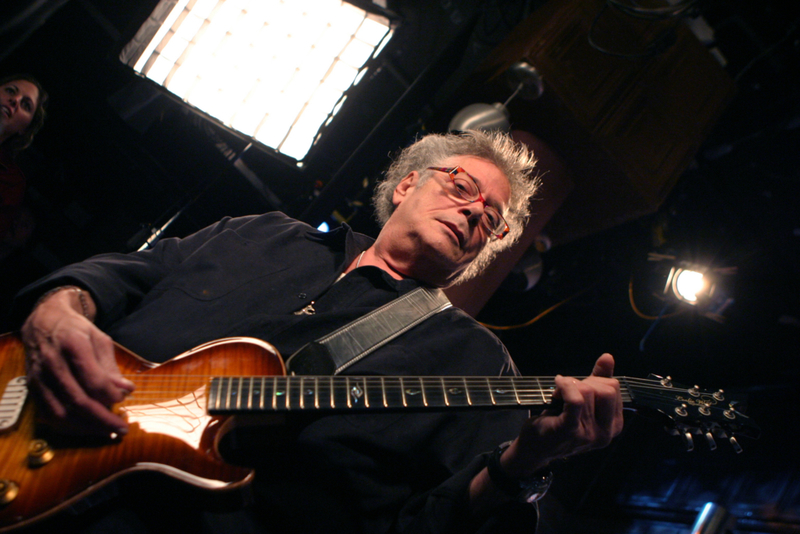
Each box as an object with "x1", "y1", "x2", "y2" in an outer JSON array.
[{"x1": 486, "y1": 441, "x2": 554, "y2": 504}]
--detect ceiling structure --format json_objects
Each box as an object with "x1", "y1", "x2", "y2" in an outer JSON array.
[{"x1": 1, "y1": 1, "x2": 798, "y2": 532}]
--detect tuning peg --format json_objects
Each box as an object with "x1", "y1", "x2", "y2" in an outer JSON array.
[
  {"x1": 647, "y1": 374, "x2": 673, "y2": 387},
  {"x1": 682, "y1": 430, "x2": 695, "y2": 452},
  {"x1": 729, "y1": 436, "x2": 743, "y2": 454},
  {"x1": 704, "y1": 431, "x2": 717, "y2": 451}
]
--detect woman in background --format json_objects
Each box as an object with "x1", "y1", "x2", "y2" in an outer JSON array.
[{"x1": 0, "y1": 74, "x2": 47, "y2": 255}]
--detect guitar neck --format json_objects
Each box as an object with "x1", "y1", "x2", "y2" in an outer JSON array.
[{"x1": 208, "y1": 375, "x2": 635, "y2": 414}]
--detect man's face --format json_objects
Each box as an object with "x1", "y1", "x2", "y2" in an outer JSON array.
[
  {"x1": 384, "y1": 156, "x2": 511, "y2": 286},
  {"x1": 0, "y1": 80, "x2": 39, "y2": 144}
]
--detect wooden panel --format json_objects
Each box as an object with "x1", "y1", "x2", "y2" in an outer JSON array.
[{"x1": 475, "y1": 0, "x2": 736, "y2": 245}]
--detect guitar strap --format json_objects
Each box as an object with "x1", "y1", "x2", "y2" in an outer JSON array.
[{"x1": 285, "y1": 287, "x2": 452, "y2": 376}]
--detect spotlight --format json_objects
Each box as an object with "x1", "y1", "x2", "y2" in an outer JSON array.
[{"x1": 669, "y1": 268, "x2": 708, "y2": 304}]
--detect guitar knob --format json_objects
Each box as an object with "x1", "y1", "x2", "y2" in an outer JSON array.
[
  {"x1": 713, "y1": 389, "x2": 725, "y2": 401},
  {"x1": 699, "y1": 405, "x2": 711, "y2": 416},
  {"x1": 0, "y1": 479, "x2": 19, "y2": 505},
  {"x1": 28, "y1": 439, "x2": 54, "y2": 467},
  {"x1": 689, "y1": 385, "x2": 701, "y2": 397},
  {"x1": 675, "y1": 404, "x2": 688, "y2": 417}
]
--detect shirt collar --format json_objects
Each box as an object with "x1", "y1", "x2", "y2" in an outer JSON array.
[{"x1": 306, "y1": 222, "x2": 420, "y2": 294}]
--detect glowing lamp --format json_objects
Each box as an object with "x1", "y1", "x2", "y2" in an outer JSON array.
[{"x1": 666, "y1": 267, "x2": 713, "y2": 305}]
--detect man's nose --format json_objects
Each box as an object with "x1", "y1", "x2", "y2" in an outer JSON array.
[{"x1": 461, "y1": 202, "x2": 486, "y2": 226}]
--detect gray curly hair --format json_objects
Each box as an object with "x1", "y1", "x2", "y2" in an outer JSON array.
[{"x1": 372, "y1": 130, "x2": 538, "y2": 284}]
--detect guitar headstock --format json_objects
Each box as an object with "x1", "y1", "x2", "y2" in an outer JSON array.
[{"x1": 624, "y1": 375, "x2": 761, "y2": 453}]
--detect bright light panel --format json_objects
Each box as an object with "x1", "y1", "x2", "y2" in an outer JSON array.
[{"x1": 129, "y1": 0, "x2": 392, "y2": 161}]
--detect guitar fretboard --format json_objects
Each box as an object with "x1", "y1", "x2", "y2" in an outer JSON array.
[{"x1": 207, "y1": 376, "x2": 634, "y2": 414}]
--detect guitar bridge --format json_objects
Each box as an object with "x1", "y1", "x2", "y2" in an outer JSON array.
[{"x1": 0, "y1": 376, "x2": 28, "y2": 432}]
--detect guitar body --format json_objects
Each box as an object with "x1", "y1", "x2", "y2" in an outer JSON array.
[
  {"x1": 0, "y1": 333, "x2": 285, "y2": 532},
  {"x1": 0, "y1": 333, "x2": 760, "y2": 532}
]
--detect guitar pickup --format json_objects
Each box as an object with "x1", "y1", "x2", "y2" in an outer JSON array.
[{"x1": 0, "y1": 376, "x2": 28, "y2": 432}]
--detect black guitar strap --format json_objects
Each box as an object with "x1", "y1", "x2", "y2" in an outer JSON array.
[{"x1": 285, "y1": 287, "x2": 452, "y2": 376}]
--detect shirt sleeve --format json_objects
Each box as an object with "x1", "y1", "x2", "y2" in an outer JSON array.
[{"x1": 10, "y1": 213, "x2": 289, "y2": 327}]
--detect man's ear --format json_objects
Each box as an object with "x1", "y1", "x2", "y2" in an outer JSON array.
[{"x1": 392, "y1": 171, "x2": 419, "y2": 207}]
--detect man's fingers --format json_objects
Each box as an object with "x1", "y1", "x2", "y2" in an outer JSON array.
[
  {"x1": 591, "y1": 353, "x2": 615, "y2": 378},
  {"x1": 592, "y1": 380, "x2": 623, "y2": 440},
  {"x1": 91, "y1": 330, "x2": 135, "y2": 395},
  {"x1": 554, "y1": 375, "x2": 588, "y2": 429},
  {"x1": 42, "y1": 348, "x2": 128, "y2": 433}
]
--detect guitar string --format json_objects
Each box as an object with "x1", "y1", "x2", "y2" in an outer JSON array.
[
  {"x1": 111, "y1": 377, "x2": 684, "y2": 408},
  {"x1": 113, "y1": 376, "x2": 690, "y2": 396},
  {"x1": 111, "y1": 376, "x2": 687, "y2": 393}
]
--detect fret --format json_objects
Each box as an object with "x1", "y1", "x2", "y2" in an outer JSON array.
[
  {"x1": 463, "y1": 378, "x2": 472, "y2": 405},
  {"x1": 362, "y1": 378, "x2": 370, "y2": 408},
  {"x1": 271, "y1": 376, "x2": 278, "y2": 410},
  {"x1": 400, "y1": 377, "x2": 407, "y2": 407},
  {"x1": 329, "y1": 377, "x2": 335, "y2": 409},
  {"x1": 441, "y1": 377, "x2": 470, "y2": 407},
  {"x1": 346, "y1": 377, "x2": 352, "y2": 409},
  {"x1": 259, "y1": 377, "x2": 265, "y2": 410},
  {"x1": 216, "y1": 377, "x2": 225, "y2": 410},
  {"x1": 419, "y1": 378, "x2": 428, "y2": 407},
  {"x1": 511, "y1": 378, "x2": 520, "y2": 405},
  {"x1": 224, "y1": 377, "x2": 232, "y2": 410},
  {"x1": 227, "y1": 377, "x2": 233, "y2": 410},
  {"x1": 208, "y1": 378, "x2": 218, "y2": 411},
  {"x1": 381, "y1": 377, "x2": 388, "y2": 408},
  {"x1": 488, "y1": 377, "x2": 517, "y2": 406},
  {"x1": 420, "y1": 377, "x2": 446, "y2": 407},
  {"x1": 383, "y1": 377, "x2": 403, "y2": 408},
  {"x1": 535, "y1": 377, "x2": 546, "y2": 404},
  {"x1": 349, "y1": 378, "x2": 366, "y2": 407},
  {"x1": 314, "y1": 377, "x2": 319, "y2": 409},
  {"x1": 299, "y1": 377, "x2": 305, "y2": 409},
  {"x1": 247, "y1": 377, "x2": 253, "y2": 410},
  {"x1": 487, "y1": 378, "x2": 496, "y2": 405}
]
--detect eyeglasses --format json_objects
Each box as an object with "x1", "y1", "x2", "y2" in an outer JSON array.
[{"x1": 427, "y1": 166, "x2": 510, "y2": 239}]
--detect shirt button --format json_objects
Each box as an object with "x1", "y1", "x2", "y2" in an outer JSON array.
[{"x1": 298, "y1": 293, "x2": 307, "y2": 299}]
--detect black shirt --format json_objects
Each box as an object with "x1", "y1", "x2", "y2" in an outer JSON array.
[{"x1": 14, "y1": 212, "x2": 537, "y2": 533}]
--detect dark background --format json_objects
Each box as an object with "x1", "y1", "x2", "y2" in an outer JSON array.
[{"x1": 1, "y1": 1, "x2": 798, "y2": 532}]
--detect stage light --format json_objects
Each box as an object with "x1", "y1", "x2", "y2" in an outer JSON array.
[
  {"x1": 121, "y1": 0, "x2": 393, "y2": 162},
  {"x1": 672, "y1": 268, "x2": 706, "y2": 303},
  {"x1": 448, "y1": 62, "x2": 544, "y2": 132},
  {"x1": 665, "y1": 266, "x2": 713, "y2": 305}
]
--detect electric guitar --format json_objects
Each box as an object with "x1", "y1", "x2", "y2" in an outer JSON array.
[{"x1": 0, "y1": 333, "x2": 760, "y2": 532}]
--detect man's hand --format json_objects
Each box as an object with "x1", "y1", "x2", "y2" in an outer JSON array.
[
  {"x1": 21, "y1": 287, "x2": 134, "y2": 436},
  {"x1": 503, "y1": 353, "x2": 624, "y2": 477}
]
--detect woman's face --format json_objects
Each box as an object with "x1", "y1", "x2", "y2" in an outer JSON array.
[{"x1": 0, "y1": 79, "x2": 40, "y2": 145}]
